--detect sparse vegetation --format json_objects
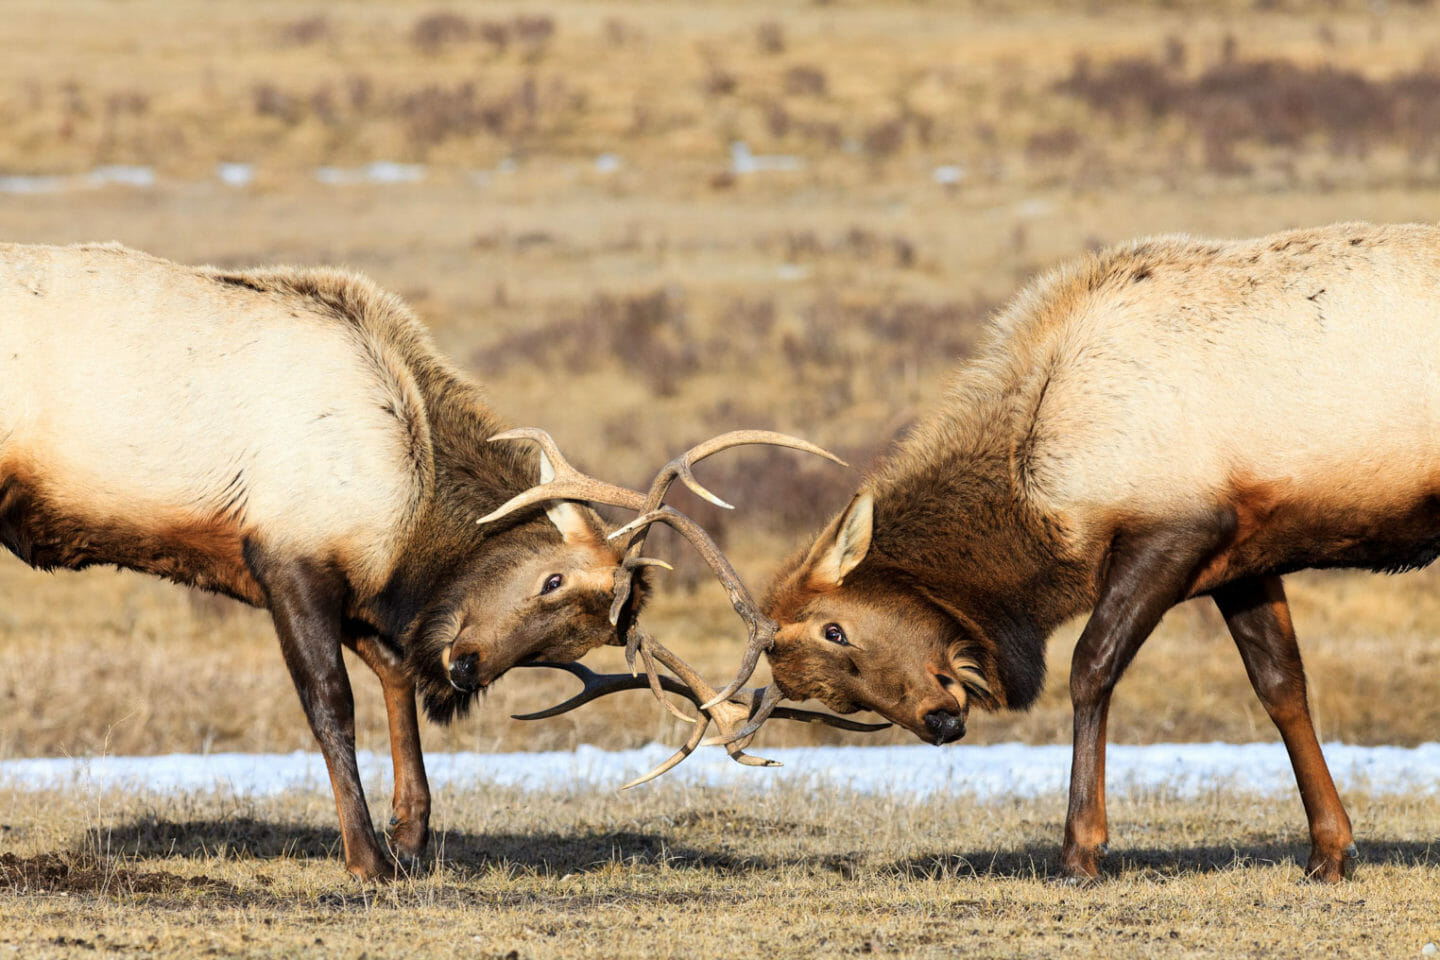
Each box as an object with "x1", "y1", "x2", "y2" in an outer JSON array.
[
  {"x1": 1, "y1": 782, "x2": 1438, "y2": 957},
  {"x1": 6, "y1": 0, "x2": 1440, "y2": 954}
]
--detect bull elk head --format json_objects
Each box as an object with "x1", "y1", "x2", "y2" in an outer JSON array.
[{"x1": 486, "y1": 429, "x2": 891, "y2": 785}]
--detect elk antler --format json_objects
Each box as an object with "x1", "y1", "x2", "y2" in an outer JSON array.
[
  {"x1": 481, "y1": 428, "x2": 845, "y2": 720},
  {"x1": 608, "y1": 507, "x2": 776, "y2": 710},
  {"x1": 477, "y1": 428, "x2": 694, "y2": 719},
  {"x1": 512, "y1": 659, "x2": 888, "y2": 732},
  {"x1": 476, "y1": 428, "x2": 650, "y2": 522},
  {"x1": 608, "y1": 432, "x2": 844, "y2": 705},
  {"x1": 513, "y1": 646, "x2": 890, "y2": 789},
  {"x1": 607, "y1": 430, "x2": 846, "y2": 633}
]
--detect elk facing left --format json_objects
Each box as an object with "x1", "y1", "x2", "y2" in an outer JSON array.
[{"x1": 0, "y1": 241, "x2": 821, "y2": 881}]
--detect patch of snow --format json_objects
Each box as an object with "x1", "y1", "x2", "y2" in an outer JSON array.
[
  {"x1": 3, "y1": 743, "x2": 1438, "y2": 800},
  {"x1": 0, "y1": 167, "x2": 157, "y2": 193},
  {"x1": 932, "y1": 164, "x2": 965, "y2": 185},
  {"x1": 731, "y1": 141, "x2": 803, "y2": 175},
  {"x1": 366, "y1": 161, "x2": 426, "y2": 184},
  {"x1": 314, "y1": 162, "x2": 426, "y2": 186},
  {"x1": 216, "y1": 163, "x2": 254, "y2": 187},
  {"x1": 87, "y1": 165, "x2": 156, "y2": 188},
  {"x1": 0, "y1": 174, "x2": 67, "y2": 194}
]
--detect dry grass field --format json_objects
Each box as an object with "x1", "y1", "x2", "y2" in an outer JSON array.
[
  {"x1": 4, "y1": 0, "x2": 1440, "y2": 955},
  {"x1": 2, "y1": 782, "x2": 1439, "y2": 958}
]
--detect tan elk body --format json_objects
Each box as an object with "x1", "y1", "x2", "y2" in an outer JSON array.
[
  {"x1": 1, "y1": 243, "x2": 425, "y2": 599},
  {"x1": 753, "y1": 221, "x2": 1440, "y2": 883},
  {"x1": 0, "y1": 242, "x2": 662, "y2": 880}
]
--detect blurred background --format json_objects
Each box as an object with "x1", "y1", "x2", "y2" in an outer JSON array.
[{"x1": 3, "y1": 0, "x2": 1440, "y2": 760}]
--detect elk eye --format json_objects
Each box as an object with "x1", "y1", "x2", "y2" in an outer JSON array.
[
  {"x1": 822, "y1": 622, "x2": 849, "y2": 646},
  {"x1": 540, "y1": 573, "x2": 564, "y2": 595}
]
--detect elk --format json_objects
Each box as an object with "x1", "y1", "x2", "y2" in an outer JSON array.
[
  {"x1": 0, "y1": 241, "x2": 837, "y2": 880},
  {"x1": 549, "y1": 221, "x2": 1440, "y2": 883}
]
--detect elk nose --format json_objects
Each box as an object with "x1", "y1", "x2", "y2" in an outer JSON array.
[
  {"x1": 923, "y1": 710, "x2": 965, "y2": 745},
  {"x1": 449, "y1": 652, "x2": 483, "y2": 691}
]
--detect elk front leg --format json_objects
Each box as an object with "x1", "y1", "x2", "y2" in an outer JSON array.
[
  {"x1": 1213, "y1": 575, "x2": 1355, "y2": 882},
  {"x1": 250, "y1": 552, "x2": 389, "y2": 881},
  {"x1": 351, "y1": 635, "x2": 431, "y2": 863},
  {"x1": 1062, "y1": 514, "x2": 1233, "y2": 881}
]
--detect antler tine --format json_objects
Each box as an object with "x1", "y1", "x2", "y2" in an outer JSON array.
[
  {"x1": 636, "y1": 430, "x2": 849, "y2": 517},
  {"x1": 638, "y1": 641, "x2": 696, "y2": 723},
  {"x1": 611, "y1": 431, "x2": 848, "y2": 641},
  {"x1": 608, "y1": 555, "x2": 669, "y2": 628},
  {"x1": 635, "y1": 631, "x2": 782, "y2": 769},
  {"x1": 489, "y1": 427, "x2": 580, "y2": 474},
  {"x1": 477, "y1": 429, "x2": 648, "y2": 525},
  {"x1": 509, "y1": 661, "x2": 697, "y2": 721},
  {"x1": 767, "y1": 706, "x2": 890, "y2": 733},
  {"x1": 621, "y1": 715, "x2": 712, "y2": 790},
  {"x1": 701, "y1": 684, "x2": 783, "y2": 746},
  {"x1": 609, "y1": 508, "x2": 776, "y2": 709}
]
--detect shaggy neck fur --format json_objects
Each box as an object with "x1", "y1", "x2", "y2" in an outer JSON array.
[
  {"x1": 858, "y1": 333, "x2": 1100, "y2": 709},
  {"x1": 211, "y1": 267, "x2": 587, "y2": 719}
]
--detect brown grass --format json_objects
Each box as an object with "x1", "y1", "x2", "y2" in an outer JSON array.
[
  {"x1": 1, "y1": 781, "x2": 1438, "y2": 958},
  {"x1": 4, "y1": 0, "x2": 1440, "y2": 951},
  {"x1": 1, "y1": 0, "x2": 1440, "y2": 757}
]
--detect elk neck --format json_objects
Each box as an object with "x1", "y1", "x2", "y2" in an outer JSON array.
[
  {"x1": 356, "y1": 362, "x2": 542, "y2": 644},
  {"x1": 861, "y1": 379, "x2": 1099, "y2": 708}
]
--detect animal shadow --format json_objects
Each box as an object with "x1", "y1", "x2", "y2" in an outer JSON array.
[
  {"x1": 887, "y1": 838, "x2": 1440, "y2": 882},
  {"x1": 82, "y1": 816, "x2": 765, "y2": 878}
]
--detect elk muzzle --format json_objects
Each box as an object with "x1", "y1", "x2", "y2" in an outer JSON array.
[
  {"x1": 448, "y1": 649, "x2": 483, "y2": 691},
  {"x1": 923, "y1": 708, "x2": 966, "y2": 745}
]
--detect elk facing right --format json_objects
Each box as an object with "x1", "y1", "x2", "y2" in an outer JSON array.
[{"x1": 676, "y1": 221, "x2": 1440, "y2": 883}]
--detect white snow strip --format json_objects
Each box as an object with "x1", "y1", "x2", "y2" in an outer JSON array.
[
  {"x1": 731, "y1": 141, "x2": 803, "y2": 175},
  {"x1": 0, "y1": 166, "x2": 157, "y2": 194},
  {"x1": 313, "y1": 162, "x2": 426, "y2": 185},
  {"x1": 3, "y1": 743, "x2": 1438, "y2": 800},
  {"x1": 216, "y1": 162, "x2": 255, "y2": 187}
]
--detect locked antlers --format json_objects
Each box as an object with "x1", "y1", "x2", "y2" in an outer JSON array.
[
  {"x1": 514, "y1": 644, "x2": 889, "y2": 789},
  {"x1": 485, "y1": 428, "x2": 880, "y2": 783},
  {"x1": 481, "y1": 428, "x2": 842, "y2": 717}
]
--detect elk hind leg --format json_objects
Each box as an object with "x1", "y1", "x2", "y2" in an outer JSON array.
[{"x1": 1213, "y1": 575, "x2": 1355, "y2": 882}]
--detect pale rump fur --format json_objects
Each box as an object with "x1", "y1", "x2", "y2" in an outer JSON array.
[
  {"x1": 882, "y1": 221, "x2": 1440, "y2": 589},
  {"x1": 0, "y1": 242, "x2": 432, "y2": 598}
]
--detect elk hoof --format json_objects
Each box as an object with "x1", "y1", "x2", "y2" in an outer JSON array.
[
  {"x1": 1058, "y1": 846, "x2": 1104, "y2": 884},
  {"x1": 347, "y1": 856, "x2": 396, "y2": 884},
  {"x1": 1301, "y1": 845, "x2": 1356, "y2": 884},
  {"x1": 386, "y1": 816, "x2": 430, "y2": 862}
]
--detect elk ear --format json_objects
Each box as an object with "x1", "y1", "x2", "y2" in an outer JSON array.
[
  {"x1": 544, "y1": 501, "x2": 593, "y2": 545},
  {"x1": 535, "y1": 446, "x2": 597, "y2": 544},
  {"x1": 803, "y1": 492, "x2": 874, "y2": 589}
]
